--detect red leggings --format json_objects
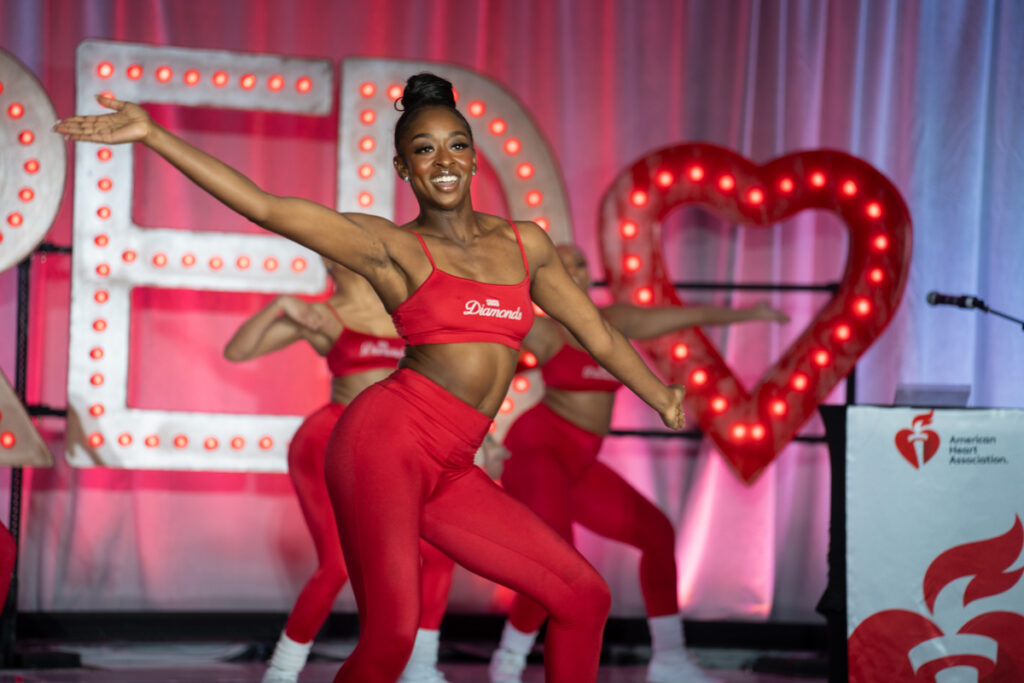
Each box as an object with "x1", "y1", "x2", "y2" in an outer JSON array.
[
  {"x1": 284, "y1": 401, "x2": 454, "y2": 643},
  {"x1": 325, "y1": 369, "x2": 610, "y2": 683},
  {"x1": 501, "y1": 402, "x2": 679, "y2": 633},
  {"x1": 0, "y1": 522, "x2": 14, "y2": 609}
]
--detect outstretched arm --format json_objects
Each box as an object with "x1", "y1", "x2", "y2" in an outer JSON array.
[
  {"x1": 224, "y1": 296, "x2": 333, "y2": 362},
  {"x1": 55, "y1": 96, "x2": 395, "y2": 275},
  {"x1": 521, "y1": 224, "x2": 685, "y2": 429},
  {"x1": 602, "y1": 301, "x2": 790, "y2": 340}
]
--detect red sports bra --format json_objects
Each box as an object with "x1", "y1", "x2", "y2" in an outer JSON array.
[
  {"x1": 391, "y1": 221, "x2": 534, "y2": 350},
  {"x1": 540, "y1": 332, "x2": 622, "y2": 393},
  {"x1": 323, "y1": 307, "x2": 404, "y2": 378}
]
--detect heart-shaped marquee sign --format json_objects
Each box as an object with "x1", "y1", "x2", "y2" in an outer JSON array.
[{"x1": 598, "y1": 143, "x2": 911, "y2": 482}]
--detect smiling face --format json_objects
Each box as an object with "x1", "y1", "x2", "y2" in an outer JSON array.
[
  {"x1": 557, "y1": 244, "x2": 590, "y2": 292},
  {"x1": 393, "y1": 106, "x2": 477, "y2": 211}
]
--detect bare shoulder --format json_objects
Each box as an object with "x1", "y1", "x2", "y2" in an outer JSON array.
[{"x1": 505, "y1": 219, "x2": 557, "y2": 268}]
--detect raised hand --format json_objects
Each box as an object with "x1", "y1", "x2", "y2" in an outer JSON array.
[
  {"x1": 751, "y1": 301, "x2": 791, "y2": 323},
  {"x1": 658, "y1": 384, "x2": 687, "y2": 430},
  {"x1": 53, "y1": 95, "x2": 153, "y2": 144}
]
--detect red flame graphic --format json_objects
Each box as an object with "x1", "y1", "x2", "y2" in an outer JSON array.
[
  {"x1": 912, "y1": 409, "x2": 935, "y2": 428},
  {"x1": 924, "y1": 516, "x2": 1024, "y2": 613}
]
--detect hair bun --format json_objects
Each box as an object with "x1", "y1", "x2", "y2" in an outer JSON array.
[{"x1": 398, "y1": 73, "x2": 456, "y2": 112}]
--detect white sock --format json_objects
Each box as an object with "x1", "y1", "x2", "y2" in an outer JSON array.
[
  {"x1": 498, "y1": 621, "x2": 539, "y2": 654},
  {"x1": 647, "y1": 614, "x2": 685, "y2": 653},
  {"x1": 403, "y1": 628, "x2": 441, "y2": 671},
  {"x1": 267, "y1": 631, "x2": 313, "y2": 672}
]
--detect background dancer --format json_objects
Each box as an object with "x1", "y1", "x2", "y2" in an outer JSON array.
[
  {"x1": 490, "y1": 244, "x2": 789, "y2": 683},
  {"x1": 55, "y1": 73, "x2": 686, "y2": 683},
  {"x1": 223, "y1": 260, "x2": 454, "y2": 683}
]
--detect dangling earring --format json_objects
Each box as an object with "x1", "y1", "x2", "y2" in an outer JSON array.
[
  {"x1": 402, "y1": 176, "x2": 410, "y2": 182},
  {"x1": 472, "y1": 168, "x2": 477, "y2": 176}
]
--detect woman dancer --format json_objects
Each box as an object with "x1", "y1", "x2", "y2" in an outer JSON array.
[
  {"x1": 490, "y1": 244, "x2": 789, "y2": 683},
  {"x1": 55, "y1": 74, "x2": 685, "y2": 683},
  {"x1": 223, "y1": 260, "x2": 454, "y2": 683}
]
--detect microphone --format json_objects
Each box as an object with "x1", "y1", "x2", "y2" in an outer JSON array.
[{"x1": 926, "y1": 291, "x2": 988, "y2": 311}]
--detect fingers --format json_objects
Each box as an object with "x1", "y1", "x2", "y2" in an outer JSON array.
[{"x1": 95, "y1": 94, "x2": 125, "y2": 110}]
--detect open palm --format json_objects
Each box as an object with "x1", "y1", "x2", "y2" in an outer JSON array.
[{"x1": 54, "y1": 95, "x2": 152, "y2": 144}]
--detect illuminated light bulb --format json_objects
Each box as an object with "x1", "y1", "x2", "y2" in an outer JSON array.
[
  {"x1": 521, "y1": 352, "x2": 538, "y2": 368},
  {"x1": 24, "y1": 158, "x2": 40, "y2": 173},
  {"x1": 623, "y1": 255, "x2": 642, "y2": 272},
  {"x1": 778, "y1": 177, "x2": 795, "y2": 192},
  {"x1": 359, "y1": 137, "x2": 375, "y2": 152},
  {"x1": 8, "y1": 102, "x2": 24, "y2": 118},
  {"x1": 156, "y1": 66, "x2": 173, "y2": 82},
  {"x1": 204, "y1": 437, "x2": 219, "y2": 450},
  {"x1": 655, "y1": 170, "x2": 674, "y2": 187},
  {"x1": 791, "y1": 373, "x2": 809, "y2": 390},
  {"x1": 360, "y1": 109, "x2": 376, "y2": 124},
  {"x1": 866, "y1": 202, "x2": 882, "y2": 218},
  {"x1": 534, "y1": 217, "x2": 549, "y2": 231},
  {"x1": 94, "y1": 290, "x2": 109, "y2": 303},
  {"x1": 127, "y1": 64, "x2": 143, "y2": 80},
  {"x1": 835, "y1": 324, "x2": 852, "y2": 341},
  {"x1": 97, "y1": 206, "x2": 111, "y2": 219},
  {"x1": 264, "y1": 257, "x2": 278, "y2": 271},
  {"x1": 98, "y1": 147, "x2": 112, "y2": 161},
  {"x1": 259, "y1": 436, "x2": 274, "y2": 449},
  {"x1": 90, "y1": 373, "x2": 104, "y2": 386},
  {"x1": 813, "y1": 350, "x2": 830, "y2": 366},
  {"x1": 810, "y1": 171, "x2": 826, "y2": 187},
  {"x1": 7, "y1": 213, "x2": 23, "y2": 227},
  {"x1": 751, "y1": 424, "x2": 766, "y2": 440},
  {"x1": 19, "y1": 130, "x2": 34, "y2": 145},
  {"x1": 513, "y1": 377, "x2": 530, "y2": 392},
  {"x1": 268, "y1": 74, "x2": 284, "y2": 91},
  {"x1": 360, "y1": 82, "x2": 376, "y2": 97},
  {"x1": 182, "y1": 253, "x2": 196, "y2": 267},
  {"x1": 358, "y1": 192, "x2": 373, "y2": 207},
  {"x1": 771, "y1": 400, "x2": 787, "y2": 416},
  {"x1": 526, "y1": 190, "x2": 543, "y2": 207},
  {"x1": 18, "y1": 188, "x2": 33, "y2": 202},
  {"x1": 297, "y1": 77, "x2": 313, "y2": 93},
  {"x1": 711, "y1": 396, "x2": 728, "y2": 412},
  {"x1": 96, "y1": 264, "x2": 110, "y2": 276},
  {"x1": 240, "y1": 74, "x2": 256, "y2": 89},
  {"x1": 635, "y1": 287, "x2": 654, "y2": 304},
  {"x1": 504, "y1": 138, "x2": 521, "y2": 154},
  {"x1": 95, "y1": 234, "x2": 109, "y2": 247},
  {"x1": 620, "y1": 220, "x2": 638, "y2": 238},
  {"x1": 358, "y1": 164, "x2": 374, "y2": 178},
  {"x1": 517, "y1": 163, "x2": 534, "y2": 179},
  {"x1": 672, "y1": 343, "x2": 689, "y2": 360},
  {"x1": 500, "y1": 398, "x2": 514, "y2": 414},
  {"x1": 489, "y1": 119, "x2": 507, "y2": 135},
  {"x1": 869, "y1": 268, "x2": 884, "y2": 283},
  {"x1": 630, "y1": 189, "x2": 648, "y2": 207},
  {"x1": 0, "y1": 433, "x2": 15, "y2": 449},
  {"x1": 90, "y1": 347, "x2": 104, "y2": 360},
  {"x1": 747, "y1": 188, "x2": 764, "y2": 205},
  {"x1": 212, "y1": 71, "x2": 228, "y2": 87},
  {"x1": 209, "y1": 256, "x2": 223, "y2": 270},
  {"x1": 98, "y1": 177, "x2": 113, "y2": 191},
  {"x1": 97, "y1": 62, "x2": 114, "y2": 78},
  {"x1": 92, "y1": 319, "x2": 107, "y2": 331},
  {"x1": 842, "y1": 180, "x2": 858, "y2": 196},
  {"x1": 687, "y1": 165, "x2": 705, "y2": 182},
  {"x1": 236, "y1": 255, "x2": 250, "y2": 270},
  {"x1": 873, "y1": 234, "x2": 889, "y2": 251},
  {"x1": 691, "y1": 369, "x2": 708, "y2": 386},
  {"x1": 89, "y1": 404, "x2": 105, "y2": 417},
  {"x1": 174, "y1": 435, "x2": 188, "y2": 448},
  {"x1": 854, "y1": 298, "x2": 872, "y2": 316},
  {"x1": 118, "y1": 433, "x2": 132, "y2": 447},
  {"x1": 88, "y1": 433, "x2": 104, "y2": 447},
  {"x1": 468, "y1": 101, "x2": 485, "y2": 117},
  {"x1": 718, "y1": 175, "x2": 735, "y2": 191},
  {"x1": 145, "y1": 435, "x2": 159, "y2": 447},
  {"x1": 292, "y1": 258, "x2": 307, "y2": 272},
  {"x1": 387, "y1": 84, "x2": 403, "y2": 100},
  {"x1": 153, "y1": 253, "x2": 167, "y2": 267},
  {"x1": 231, "y1": 437, "x2": 245, "y2": 450},
  {"x1": 731, "y1": 423, "x2": 747, "y2": 439},
  {"x1": 184, "y1": 69, "x2": 200, "y2": 86},
  {"x1": 121, "y1": 250, "x2": 136, "y2": 263},
  {"x1": 488, "y1": 421, "x2": 497, "y2": 434}
]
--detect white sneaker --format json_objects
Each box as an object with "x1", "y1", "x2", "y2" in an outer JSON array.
[
  {"x1": 489, "y1": 647, "x2": 527, "y2": 683},
  {"x1": 261, "y1": 666, "x2": 300, "y2": 683},
  {"x1": 398, "y1": 666, "x2": 449, "y2": 682},
  {"x1": 647, "y1": 646, "x2": 719, "y2": 682}
]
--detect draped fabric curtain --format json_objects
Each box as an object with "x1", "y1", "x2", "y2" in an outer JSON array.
[{"x1": 1, "y1": 0, "x2": 1021, "y2": 621}]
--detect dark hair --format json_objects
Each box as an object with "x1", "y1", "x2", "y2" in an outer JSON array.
[{"x1": 393, "y1": 73, "x2": 473, "y2": 152}]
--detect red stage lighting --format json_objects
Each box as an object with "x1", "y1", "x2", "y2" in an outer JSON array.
[
  {"x1": 690, "y1": 369, "x2": 708, "y2": 386},
  {"x1": 156, "y1": 66, "x2": 172, "y2": 82},
  {"x1": 98, "y1": 148, "x2": 112, "y2": 161},
  {"x1": 717, "y1": 175, "x2": 735, "y2": 191},
  {"x1": 813, "y1": 350, "x2": 830, "y2": 366},
  {"x1": 97, "y1": 62, "x2": 114, "y2": 78},
  {"x1": 468, "y1": 101, "x2": 485, "y2": 117},
  {"x1": 791, "y1": 373, "x2": 809, "y2": 391},
  {"x1": 360, "y1": 82, "x2": 376, "y2": 97},
  {"x1": 88, "y1": 433, "x2": 104, "y2": 447},
  {"x1": 358, "y1": 164, "x2": 374, "y2": 178},
  {"x1": 490, "y1": 119, "x2": 507, "y2": 135},
  {"x1": 866, "y1": 202, "x2": 882, "y2": 218},
  {"x1": 835, "y1": 324, "x2": 852, "y2": 341},
  {"x1": 687, "y1": 165, "x2": 704, "y2": 182},
  {"x1": 89, "y1": 404, "x2": 104, "y2": 417},
  {"x1": 7, "y1": 102, "x2": 24, "y2": 118},
  {"x1": 360, "y1": 109, "x2": 375, "y2": 124},
  {"x1": 240, "y1": 74, "x2": 256, "y2": 90},
  {"x1": 810, "y1": 171, "x2": 826, "y2": 187},
  {"x1": 854, "y1": 298, "x2": 872, "y2": 316},
  {"x1": 296, "y1": 77, "x2": 313, "y2": 94},
  {"x1": 268, "y1": 75, "x2": 284, "y2": 91},
  {"x1": 778, "y1": 177, "x2": 794, "y2": 193},
  {"x1": 184, "y1": 69, "x2": 200, "y2": 86},
  {"x1": 517, "y1": 163, "x2": 533, "y2": 179},
  {"x1": 526, "y1": 190, "x2": 543, "y2": 207},
  {"x1": 504, "y1": 138, "x2": 521, "y2": 155},
  {"x1": 711, "y1": 396, "x2": 728, "y2": 413},
  {"x1": 174, "y1": 435, "x2": 188, "y2": 448},
  {"x1": 872, "y1": 234, "x2": 889, "y2": 251},
  {"x1": 24, "y1": 159, "x2": 40, "y2": 173},
  {"x1": 869, "y1": 268, "x2": 884, "y2": 283},
  {"x1": 620, "y1": 220, "x2": 638, "y2": 238},
  {"x1": 127, "y1": 64, "x2": 143, "y2": 80},
  {"x1": 204, "y1": 437, "x2": 219, "y2": 450},
  {"x1": 635, "y1": 287, "x2": 653, "y2": 304},
  {"x1": 212, "y1": 71, "x2": 229, "y2": 87},
  {"x1": 209, "y1": 256, "x2": 224, "y2": 270},
  {"x1": 359, "y1": 137, "x2": 375, "y2": 152},
  {"x1": 630, "y1": 190, "x2": 648, "y2": 207},
  {"x1": 842, "y1": 180, "x2": 858, "y2": 196},
  {"x1": 623, "y1": 255, "x2": 641, "y2": 272},
  {"x1": 751, "y1": 424, "x2": 765, "y2": 440},
  {"x1": 731, "y1": 423, "x2": 747, "y2": 439},
  {"x1": 182, "y1": 253, "x2": 196, "y2": 267},
  {"x1": 672, "y1": 343, "x2": 689, "y2": 360},
  {"x1": 771, "y1": 400, "x2": 787, "y2": 416},
  {"x1": 655, "y1": 170, "x2": 674, "y2": 187},
  {"x1": 747, "y1": 188, "x2": 764, "y2": 205}
]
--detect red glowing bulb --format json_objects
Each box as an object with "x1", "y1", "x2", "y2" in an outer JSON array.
[
  {"x1": 711, "y1": 396, "x2": 728, "y2": 412},
  {"x1": 842, "y1": 180, "x2": 858, "y2": 196},
  {"x1": 835, "y1": 324, "x2": 852, "y2": 341},
  {"x1": 360, "y1": 109, "x2": 376, "y2": 124},
  {"x1": 92, "y1": 319, "x2": 107, "y2": 331},
  {"x1": 359, "y1": 137, "x2": 375, "y2": 152},
  {"x1": 174, "y1": 435, "x2": 188, "y2": 448},
  {"x1": 24, "y1": 158, "x2": 40, "y2": 173},
  {"x1": 671, "y1": 343, "x2": 689, "y2": 360},
  {"x1": 88, "y1": 433, "x2": 104, "y2": 447},
  {"x1": 778, "y1": 177, "x2": 794, "y2": 192},
  {"x1": 97, "y1": 206, "x2": 111, "y2": 219},
  {"x1": 153, "y1": 253, "x2": 167, "y2": 267},
  {"x1": 810, "y1": 172, "x2": 826, "y2": 187},
  {"x1": 500, "y1": 398, "x2": 514, "y2": 414},
  {"x1": 513, "y1": 377, "x2": 530, "y2": 392},
  {"x1": 182, "y1": 253, "x2": 196, "y2": 267},
  {"x1": 97, "y1": 62, "x2": 114, "y2": 78},
  {"x1": 127, "y1": 64, "x2": 143, "y2": 80},
  {"x1": 94, "y1": 290, "x2": 109, "y2": 303},
  {"x1": 231, "y1": 437, "x2": 245, "y2": 450},
  {"x1": 89, "y1": 404, "x2": 105, "y2": 417},
  {"x1": 731, "y1": 424, "x2": 747, "y2": 439},
  {"x1": 718, "y1": 175, "x2": 735, "y2": 191},
  {"x1": 771, "y1": 400, "x2": 787, "y2": 416},
  {"x1": 521, "y1": 352, "x2": 538, "y2": 368},
  {"x1": 468, "y1": 101, "x2": 485, "y2": 117},
  {"x1": 489, "y1": 119, "x2": 507, "y2": 135},
  {"x1": 504, "y1": 138, "x2": 521, "y2": 154},
  {"x1": 90, "y1": 373, "x2": 104, "y2": 386},
  {"x1": 98, "y1": 148, "x2": 112, "y2": 161},
  {"x1": 526, "y1": 190, "x2": 543, "y2": 207},
  {"x1": 240, "y1": 74, "x2": 256, "y2": 90},
  {"x1": 236, "y1": 256, "x2": 251, "y2": 270},
  {"x1": 630, "y1": 189, "x2": 648, "y2": 207},
  {"x1": 358, "y1": 192, "x2": 373, "y2": 207},
  {"x1": 623, "y1": 255, "x2": 642, "y2": 272},
  {"x1": 98, "y1": 177, "x2": 113, "y2": 191},
  {"x1": 751, "y1": 424, "x2": 766, "y2": 440},
  {"x1": 204, "y1": 437, "x2": 219, "y2": 450},
  {"x1": 1, "y1": 433, "x2": 16, "y2": 449},
  {"x1": 7, "y1": 212, "x2": 23, "y2": 227},
  {"x1": 791, "y1": 373, "x2": 809, "y2": 391},
  {"x1": 212, "y1": 71, "x2": 229, "y2": 87},
  {"x1": 268, "y1": 75, "x2": 284, "y2": 91},
  {"x1": 387, "y1": 84, "x2": 403, "y2": 100},
  {"x1": 620, "y1": 220, "x2": 638, "y2": 238},
  {"x1": 516, "y1": 163, "x2": 534, "y2": 179},
  {"x1": 90, "y1": 347, "x2": 104, "y2": 360},
  {"x1": 156, "y1": 66, "x2": 173, "y2": 82},
  {"x1": 866, "y1": 202, "x2": 882, "y2": 218},
  {"x1": 869, "y1": 268, "x2": 884, "y2": 283},
  {"x1": 264, "y1": 257, "x2": 278, "y2": 271},
  {"x1": 747, "y1": 188, "x2": 764, "y2": 204},
  {"x1": 18, "y1": 188, "x2": 34, "y2": 202},
  {"x1": 292, "y1": 258, "x2": 307, "y2": 272},
  {"x1": 95, "y1": 234, "x2": 109, "y2": 247},
  {"x1": 19, "y1": 130, "x2": 34, "y2": 145},
  {"x1": 813, "y1": 350, "x2": 830, "y2": 366},
  {"x1": 873, "y1": 235, "x2": 889, "y2": 251},
  {"x1": 145, "y1": 435, "x2": 159, "y2": 447},
  {"x1": 635, "y1": 287, "x2": 653, "y2": 305},
  {"x1": 534, "y1": 217, "x2": 549, "y2": 231},
  {"x1": 209, "y1": 256, "x2": 223, "y2": 270},
  {"x1": 360, "y1": 82, "x2": 376, "y2": 97},
  {"x1": 358, "y1": 164, "x2": 374, "y2": 179},
  {"x1": 854, "y1": 298, "x2": 872, "y2": 316},
  {"x1": 184, "y1": 69, "x2": 200, "y2": 86},
  {"x1": 118, "y1": 433, "x2": 132, "y2": 446},
  {"x1": 690, "y1": 369, "x2": 708, "y2": 386},
  {"x1": 8, "y1": 102, "x2": 24, "y2": 118},
  {"x1": 96, "y1": 264, "x2": 110, "y2": 276},
  {"x1": 655, "y1": 171, "x2": 674, "y2": 187},
  {"x1": 259, "y1": 436, "x2": 274, "y2": 449},
  {"x1": 687, "y1": 165, "x2": 705, "y2": 182}
]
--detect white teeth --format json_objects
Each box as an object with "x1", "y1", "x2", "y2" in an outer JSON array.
[{"x1": 432, "y1": 175, "x2": 457, "y2": 184}]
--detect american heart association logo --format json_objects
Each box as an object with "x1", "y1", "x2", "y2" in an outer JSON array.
[
  {"x1": 598, "y1": 144, "x2": 912, "y2": 481},
  {"x1": 895, "y1": 409, "x2": 941, "y2": 468},
  {"x1": 848, "y1": 517, "x2": 1024, "y2": 682}
]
